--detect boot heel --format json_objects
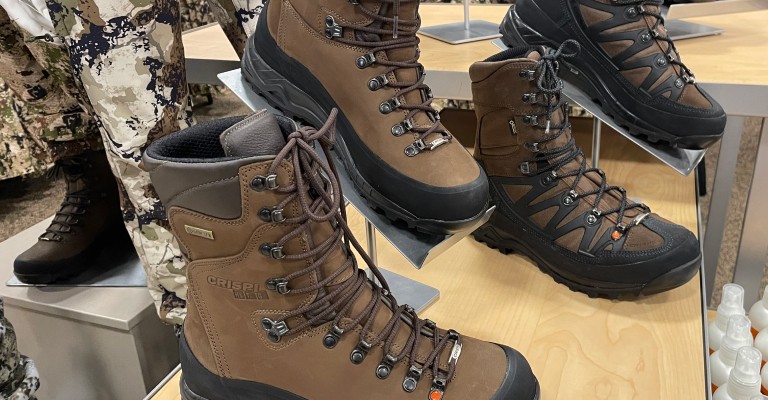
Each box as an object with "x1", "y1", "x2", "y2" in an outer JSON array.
[
  {"x1": 180, "y1": 377, "x2": 210, "y2": 400},
  {"x1": 500, "y1": 5, "x2": 554, "y2": 48},
  {"x1": 242, "y1": 23, "x2": 328, "y2": 129}
]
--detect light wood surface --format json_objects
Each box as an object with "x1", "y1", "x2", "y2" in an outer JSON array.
[
  {"x1": 182, "y1": 23, "x2": 239, "y2": 62},
  {"x1": 151, "y1": 126, "x2": 704, "y2": 400},
  {"x1": 182, "y1": 5, "x2": 768, "y2": 87}
]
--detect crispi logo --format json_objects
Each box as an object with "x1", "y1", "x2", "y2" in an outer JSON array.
[{"x1": 207, "y1": 276, "x2": 269, "y2": 300}]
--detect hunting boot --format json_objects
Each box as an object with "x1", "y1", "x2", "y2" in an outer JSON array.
[
  {"x1": 500, "y1": 1, "x2": 726, "y2": 149},
  {"x1": 242, "y1": 0, "x2": 489, "y2": 234},
  {"x1": 470, "y1": 44, "x2": 701, "y2": 298},
  {"x1": 142, "y1": 110, "x2": 539, "y2": 400},
  {"x1": 14, "y1": 150, "x2": 131, "y2": 284}
]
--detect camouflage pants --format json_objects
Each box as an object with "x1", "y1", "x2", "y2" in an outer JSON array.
[
  {"x1": 0, "y1": 6, "x2": 101, "y2": 179},
  {"x1": 43, "y1": 0, "x2": 261, "y2": 325},
  {"x1": 0, "y1": 299, "x2": 40, "y2": 400}
]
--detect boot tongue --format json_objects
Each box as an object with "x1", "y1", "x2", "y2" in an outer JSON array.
[
  {"x1": 525, "y1": 48, "x2": 543, "y2": 61},
  {"x1": 219, "y1": 110, "x2": 286, "y2": 158}
]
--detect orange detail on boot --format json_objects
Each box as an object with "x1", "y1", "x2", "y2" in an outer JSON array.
[
  {"x1": 429, "y1": 390, "x2": 443, "y2": 400},
  {"x1": 612, "y1": 230, "x2": 623, "y2": 241}
]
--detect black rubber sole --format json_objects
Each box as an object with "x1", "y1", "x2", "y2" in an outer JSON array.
[
  {"x1": 242, "y1": 17, "x2": 487, "y2": 235},
  {"x1": 500, "y1": 5, "x2": 723, "y2": 150},
  {"x1": 181, "y1": 372, "x2": 540, "y2": 400},
  {"x1": 473, "y1": 223, "x2": 701, "y2": 299},
  {"x1": 180, "y1": 331, "x2": 540, "y2": 400}
]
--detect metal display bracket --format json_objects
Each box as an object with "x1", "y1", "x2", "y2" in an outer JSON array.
[
  {"x1": 218, "y1": 69, "x2": 495, "y2": 312},
  {"x1": 419, "y1": 0, "x2": 502, "y2": 45}
]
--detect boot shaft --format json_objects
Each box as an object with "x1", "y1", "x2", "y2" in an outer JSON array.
[{"x1": 470, "y1": 49, "x2": 571, "y2": 177}]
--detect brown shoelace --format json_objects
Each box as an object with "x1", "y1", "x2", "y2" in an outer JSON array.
[
  {"x1": 259, "y1": 109, "x2": 461, "y2": 397},
  {"x1": 326, "y1": 0, "x2": 452, "y2": 156}
]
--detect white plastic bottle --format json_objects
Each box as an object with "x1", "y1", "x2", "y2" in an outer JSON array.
[
  {"x1": 754, "y1": 328, "x2": 768, "y2": 364},
  {"x1": 760, "y1": 361, "x2": 768, "y2": 396},
  {"x1": 714, "y1": 347, "x2": 763, "y2": 400},
  {"x1": 711, "y1": 284, "x2": 747, "y2": 353},
  {"x1": 712, "y1": 316, "x2": 754, "y2": 391},
  {"x1": 750, "y1": 287, "x2": 768, "y2": 338}
]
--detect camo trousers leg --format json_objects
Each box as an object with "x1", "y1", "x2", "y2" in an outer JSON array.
[
  {"x1": 0, "y1": 7, "x2": 100, "y2": 166},
  {"x1": 47, "y1": 0, "x2": 191, "y2": 324},
  {"x1": 205, "y1": 0, "x2": 262, "y2": 57},
  {"x1": 0, "y1": 299, "x2": 40, "y2": 400}
]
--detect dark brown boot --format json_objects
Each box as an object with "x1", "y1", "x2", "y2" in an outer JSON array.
[
  {"x1": 241, "y1": 0, "x2": 489, "y2": 234},
  {"x1": 471, "y1": 45, "x2": 701, "y2": 298},
  {"x1": 501, "y1": 0, "x2": 726, "y2": 149},
  {"x1": 14, "y1": 150, "x2": 130, "y2": 284},
  {"x1": 143, "y1": 110, "x2": 539, "y2": 400}
]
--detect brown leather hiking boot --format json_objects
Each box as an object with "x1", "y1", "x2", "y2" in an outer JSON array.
[
  {"x1": 241, "y1": 0, "x2": 489, "y2": 235},
  {"x1": 470, "y1": 44, "x2": 701, "y2": 299},
  {"x1": 14, "y1": 150, "x2": 131, "y2": 284},
  {"x1": 143, "y1": 110, "x2": 539, "y2": 400}
]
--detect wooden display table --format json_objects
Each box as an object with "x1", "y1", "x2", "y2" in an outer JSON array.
[{"x1": 148, "y1": 124, "x2": 704, "y2": 400}]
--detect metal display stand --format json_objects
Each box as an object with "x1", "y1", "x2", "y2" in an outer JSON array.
[
  {"x1": 5, "y1": 217, "x2": 145, "y2": 287},
  {"x1": 218, "y1": 69, "x2": 494, "y2": 312},
  {"x1": 492, "y1": 39, "x2": 707, "y2": 176},
  {"x1": 419, "y1": 0, "x2": 501, "y2": 44}
]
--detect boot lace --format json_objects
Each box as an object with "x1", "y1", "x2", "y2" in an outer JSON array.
[
  {"x1": 520, "y1": 41, "x2": 649, "y2": 238},
  {"x1": 616, "y1": 0, "x2": 696, "y2": 83},
  {"x1": 257, "y1": 109, "x2": 461, "y2": 397},
  {"x1": 40, "y1": 157, "x2": 92, "y2": 241},
  {"x1": 324, "y1": 0, "x2": 452, "y2": 157}
]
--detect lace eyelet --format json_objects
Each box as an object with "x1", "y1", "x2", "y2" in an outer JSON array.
[
  {"x1": 625, "y1": 6, "x2": 639, "y2": 19},
  {"x1": 324, "y1": 16, "x2": 343, "y2": 39},
  {"x1": 655, "y1": 57, "x2": 667, "y2": 67},
  {"x1": 259, "y1": 207, "x2": 285, "y2": 223},
  {"x1": 266, "y1": 278, "x2": 291, "y2": 294},
  {"x1": 261, "y1": 318, "x2": 289, "y2": 342},
  {"x1": 674, "y1": 78, "x2": 684, "y2": 88},
  {"x1": 367, "y1": 75, "x2": 389, "y2": 91},
  {"x1": 588, "y1": 209, "x2": 603, "y2": 225},
  {"x1": 260, "y1": 243, "x2": 284, "y2": 259},
  {"x1": 376, "y1": 355, "x2": 397, "y2": 379},
  {"x1": 403, "y1": 366, "x2": 423, "y2": 392},
  {"x1": 251, "y1": 174, "x2": 278, "y2": 191},
  {"x1": 518, "y1": 69, "x2": 535, "y2": 80},
  {"x1": 522, "y1": 93, "x2": 537, "y2": 104},
  {"x1": 322, "y1": 324, "x2": 344, "y2": 349},
  {"x1": 541, "y1": 171, "x2": 557, "y2": 186},
  {"x1": 391, "y1": 118, "x2": 414, "y2": 137},
  {"x1": 379, "y1": 98, "x2": 401, "y2": 114},
  {"x1": 356, "y1": 53, "x2": 376, "y2": 69},
  {"x1": 523, "y1": 115, "x2": 538, "y2": 126},
  {"x1": 350, "y1": 340, "x2": 371, "y2": 364},
  {"x1": 429, "y1": 377, "x2": 447, "y2": 400}
]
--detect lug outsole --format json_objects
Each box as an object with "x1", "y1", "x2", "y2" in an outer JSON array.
[{"x1": 472, "y1": 225, "x2": 700, "y2": 300}]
